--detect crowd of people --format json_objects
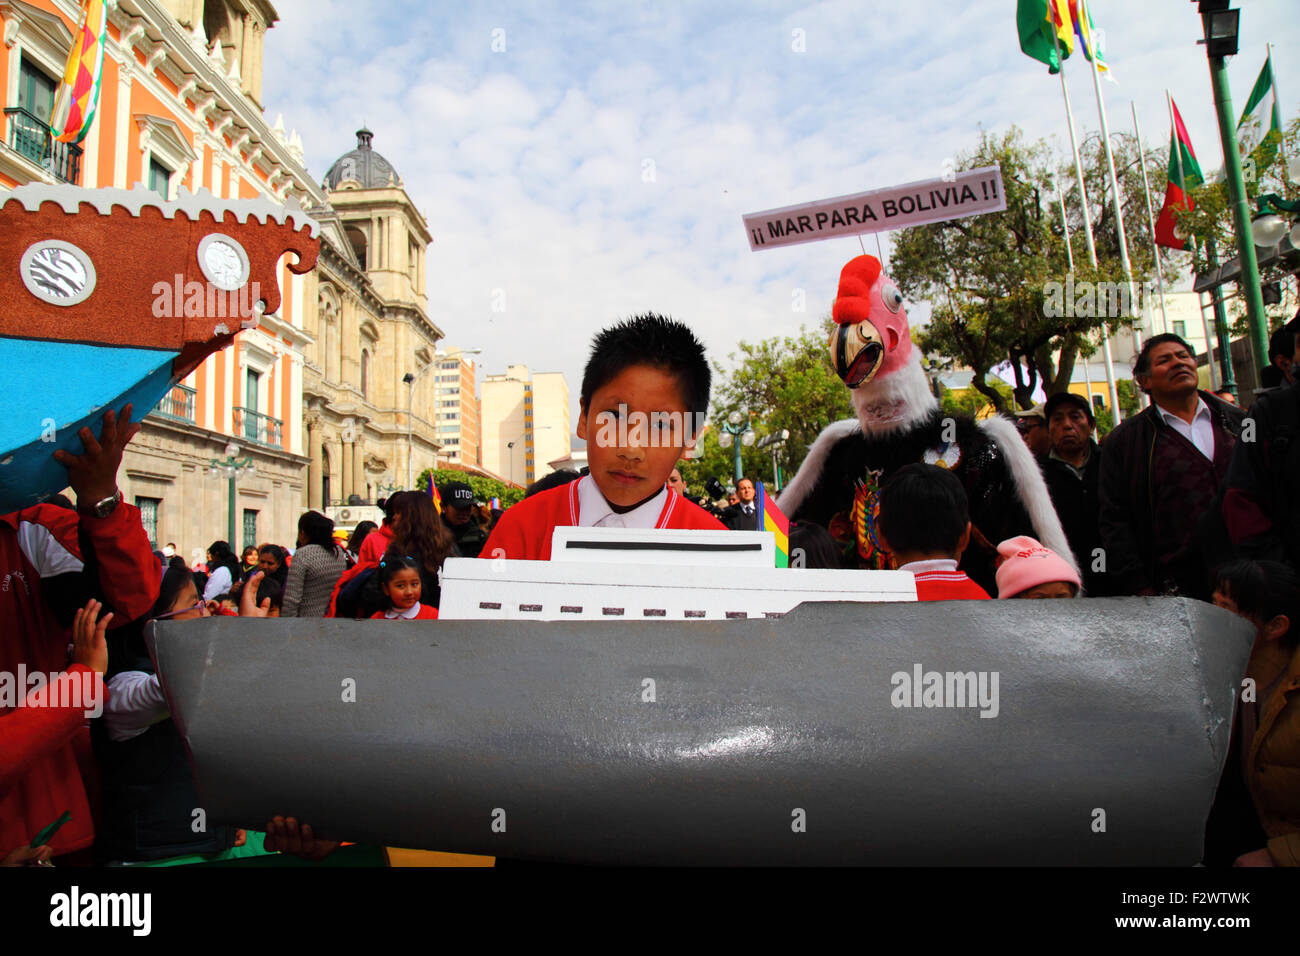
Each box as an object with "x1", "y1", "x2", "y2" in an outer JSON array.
[{"x1": 3, "y1": 314, "x2": 1298, "y2": 868}]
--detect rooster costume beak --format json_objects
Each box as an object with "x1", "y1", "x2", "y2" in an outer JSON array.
[
  {"x1": 828, "y1": 254, "x2": 909, "y2": 389},
  {"x1": 831, "y1": 319, "x2": 885, "y2": 388}
]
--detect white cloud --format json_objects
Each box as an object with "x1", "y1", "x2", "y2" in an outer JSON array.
[{"x1": 261, "y1": 0, "x2": 1300, "y2": 441}]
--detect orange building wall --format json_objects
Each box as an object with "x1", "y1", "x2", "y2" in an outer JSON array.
[
  {"x1": 10, "y1": 1, "x2": 299, "y2": 459},
  {"x1": 97, "y1": 55, "x2": 119, "y2": 188}
]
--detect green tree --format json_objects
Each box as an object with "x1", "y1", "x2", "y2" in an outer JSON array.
[
  {"x1": 891, "y1": 127, "x2": 1163, "y2": 412},
  {"x1": 1117, "y1": 377, "x2": 1140, "y2": 419},
  {"x1": 940, "y1": 377, "x2": 1014, "y2": 419},
  {"x1": 417, "y1": 468, "x2": 524, "y2": 509},
  {"x1": 678, "y1": 318, "x2": 853, "y2": 494}
]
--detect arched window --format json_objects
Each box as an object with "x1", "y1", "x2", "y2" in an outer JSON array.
[
  {"x1": 321, "y1": 447, "x2": 331, "y2": 507},
  {"x1": 360, "y1": 349, "x2": 369, "y2": 400},
  {"x1": 345, "y1": 225, "x2": 367, "y2": 271}
]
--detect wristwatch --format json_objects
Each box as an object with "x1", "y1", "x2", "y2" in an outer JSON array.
[{"x1": 79, "y1": 489, "x2": 122, "y2": 519}]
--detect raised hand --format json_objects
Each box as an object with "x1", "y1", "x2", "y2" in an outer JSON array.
[
  {"x1": 239, "y1": 571, "x2": 272, "y2": 618},
  {"x1": 71, "y1": 599, "x2": 112, "y2": 673},
  {"x1": 52, "y1": 404, "x2": 141, "y2": 508}
]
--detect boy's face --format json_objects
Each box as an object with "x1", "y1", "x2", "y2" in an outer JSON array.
[{"x1": 577, "y1": 364, "x2": 695, "y2": 509}]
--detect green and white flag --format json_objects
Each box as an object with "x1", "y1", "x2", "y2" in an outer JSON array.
[{"x1": 1237, "y1": 53, "x2": 1282, "y2": 163}]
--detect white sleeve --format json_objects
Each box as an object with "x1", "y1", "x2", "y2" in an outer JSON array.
[
  {"x1": 16, "y1": 519, "x2": 84, "y2": 578},
  {"x1": 202, "y1": 566, "x2": 231, "y2": 602},
  {"x1": 104, "y1": 671, "x2": 170, "y2": 742}
]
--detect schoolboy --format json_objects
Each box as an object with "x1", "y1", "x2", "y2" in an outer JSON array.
[
  {"x1": 482, "y1": 314, "x2": 725, "y2": 560},
  {"x1": 876, "y1": 463, "x2": 990, "y2": 600}
]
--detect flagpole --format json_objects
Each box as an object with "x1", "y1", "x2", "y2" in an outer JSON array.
[
  {"x1": 1268, "y1": 44, "x2": 1281, "y2": 128},
  {"x1": 1197, "y1": 292, "x2": 1220, "y2": 391},
  {"x1": 1056, "y1": 171, "x2": 1092, "y2": 403},
  {"x1": 1056, "y1": 173, "x2": 1075, "y2": 272},
  {"x1": 1131, "y1": 101, "x2": 1168, "y2": 335},
  {"x1": 1083, "y1": 20, "x2": 1143, "y2": 414},
  {"x1": 1051, "y1": 23, "x2": 1120, "y2": 421}
]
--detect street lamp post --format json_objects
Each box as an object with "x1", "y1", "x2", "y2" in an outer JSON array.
[
  {"x1": 208, "y1": 442, "x2": 254, "y2": 547},
  {"x1": 1198, "y1": 1, "x2": 1271, "y2": 374},
  {"x1": 505, "y1": 424, "x2": 555, "y2": 488},
  {"x1": 757, "y1": 429, "x2": 791, "y2": 491},
  {"x1": 406, "y1": 347, "x2": 483, "y2": 491},
  {"x1": 716, "y1": 409, "x2": 755, "y2": 483}
]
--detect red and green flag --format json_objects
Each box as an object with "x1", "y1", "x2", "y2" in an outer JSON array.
[
  {"x1": 1154, "y1": 99, "x2": 1204, "y2": 251},
  {"x1": 49, "y1": 0, "x2": 107, "y2": 145},
  {"x1": 755, "y1": 481, "x2": 789, "y2": 568},
  {"x1": 1017, "y1": 0, "x2": 1074, "y2": 75}
]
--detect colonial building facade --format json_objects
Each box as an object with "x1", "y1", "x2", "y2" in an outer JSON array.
[
  {"x1": 307, "y1": 128, "x2": 442, "y2": 510},
  {"x1": 0, "y1": 0, "x2": 443, "y2": 560}
]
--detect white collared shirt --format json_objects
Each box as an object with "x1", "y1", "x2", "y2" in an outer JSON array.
[
  {"x1": 1158, "y1": 398, "x2": 1215, "y2": 461},
  {"x1": 384, "y1": 602, "x2": 424, "y2": 619},
  {"x1": 576, "y1": 474, "x2": 668, "y2": 529},
  {"x1": 897, "y1": 558, "x2": 960, "y2": 574}
]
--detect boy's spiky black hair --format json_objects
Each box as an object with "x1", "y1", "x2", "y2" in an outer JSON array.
[
  {"x1": 581, "y1": 313, "x2": 711, "y2": 423},
  {"x1": 877, "y1": 463, "x2": 970, "y2": 557}
]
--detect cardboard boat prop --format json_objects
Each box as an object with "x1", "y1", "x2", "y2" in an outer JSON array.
[
  {"x1": 148, "y1": 531, "x2": 1255, "y2": 865},
  {"x1": 0, "y1": 183, "x2": 319, "y2": 513}
]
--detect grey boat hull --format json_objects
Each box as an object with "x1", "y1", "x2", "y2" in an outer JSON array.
[{"x1": 149, "y1": 597, "x2": 1252, "y2": 865}]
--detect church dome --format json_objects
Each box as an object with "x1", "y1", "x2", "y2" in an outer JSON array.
[{"x1": 323, "y1": 128, "x2": 401, "y2": 190}]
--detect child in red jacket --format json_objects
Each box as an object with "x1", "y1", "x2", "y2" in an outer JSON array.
[
  {"x1": 877, "y1": 463, "x2": 991, "y2": 601},
  {"x1": 482, "y1": 314, "x2": 724, "y2": 561},
  {"x1": 369, "y1": 556, "x2": 439, "y2": 620},
  {"x1": 0, "y1": 405, "x2": 160, "y2": 860}
]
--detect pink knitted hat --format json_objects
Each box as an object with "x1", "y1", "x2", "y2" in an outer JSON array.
[{"x1": 995, "y1": 535, "x2": 1081, "y2": 599}]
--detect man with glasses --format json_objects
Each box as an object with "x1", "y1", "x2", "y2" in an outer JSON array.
[{"x1": 1013, "y1": 404, "x2": 1050, "y2": 457}]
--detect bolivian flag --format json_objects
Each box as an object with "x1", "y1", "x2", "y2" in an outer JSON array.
[
  {"x1": 1069, "y1": 0, "x2": 1111, "y2": 80},
  {"x1": 49, "y1": 0, "x2": 107, "y2": 145},
  {"x1": 1017, "y1": 0, "x2": 1074, "y2": 75},
  {"x1": 755, "y1": 481, "x2": 789, "y2": 568}
]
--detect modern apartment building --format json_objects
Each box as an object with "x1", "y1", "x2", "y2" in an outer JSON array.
[
  {"x1": 432, "y1": 345, "x2": 480, "y2": 468},
  {"x1": 480, "y1": 364, "x2": 571, "y2": 487}
]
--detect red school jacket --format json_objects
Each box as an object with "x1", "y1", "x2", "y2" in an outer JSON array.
[
  {"x1": 369, "y1": 603, "x2": 439, "y2": 620},
  {"x1": 481, "y1": 481, "x2": 726, "y2": 561},
  {"x1": 912, "y1": 569, "x2": 992, "y2": 601}
]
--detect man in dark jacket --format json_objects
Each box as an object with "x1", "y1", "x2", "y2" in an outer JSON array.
[
  {"x1": 1039, "y1": 392, "x2": 1105, "y2": 595},
  {"x1": 440, "y1": 481, "x2": 488, "y2": 558},
  {"x1": 1098, "y1": 334, "x2": 1246, "y2": 599},
  {"x1": 722, "y1": 477, "x2": 759, "y2": 531}
]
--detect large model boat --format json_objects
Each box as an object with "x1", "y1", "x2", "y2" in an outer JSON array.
[{"x1": 0, "y1": 183, "x2": 319, "y2": 513}]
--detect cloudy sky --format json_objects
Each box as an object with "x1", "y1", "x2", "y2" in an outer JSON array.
[{"x1": 261, "y1": 0, "x2": 1299, "y2": 430}]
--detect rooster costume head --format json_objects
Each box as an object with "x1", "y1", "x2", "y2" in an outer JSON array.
[{"x1": 828, "y1": 255, "x2": 937, "y2": 436}]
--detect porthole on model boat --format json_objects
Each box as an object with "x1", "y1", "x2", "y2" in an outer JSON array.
[
  {"x1": 19, "y1": 240, "x2": 97, "y2": 307},
  {"x1": 197, "y1": 233, "x2": 251, "y2": 291}
]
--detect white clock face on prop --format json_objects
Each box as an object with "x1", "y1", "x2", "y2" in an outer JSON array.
[
  {"x1": 197, "y1": 233, "x2": 251, "y2": 291},
  {"x1": 19, "y1": 240, "x2": 97, "y2": 306}
]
